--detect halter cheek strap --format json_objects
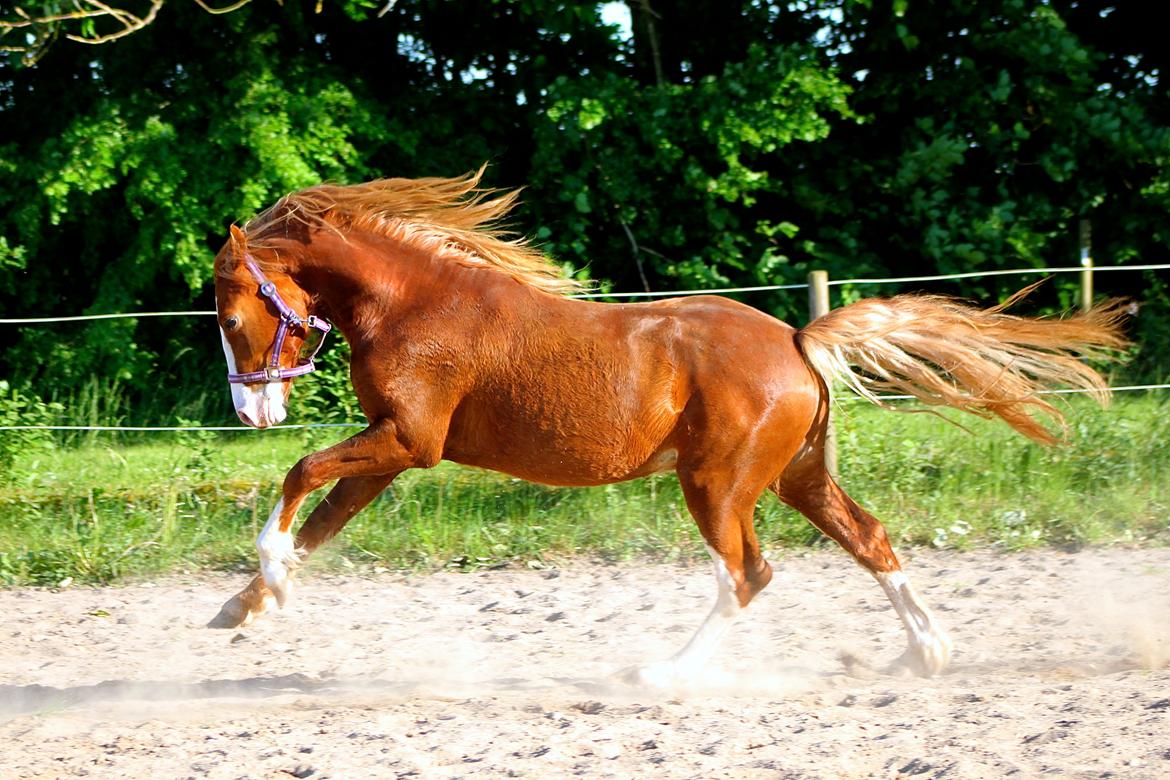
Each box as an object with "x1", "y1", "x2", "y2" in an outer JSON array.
[{"x1": 226, "y1": 255, "x2": 332, "y2": 384}]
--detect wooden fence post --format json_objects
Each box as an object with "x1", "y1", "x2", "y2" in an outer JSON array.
[
  {"x1": 1079, "y1": 219, "x2": 1093, "y2": 311},
  {"x1": 807, "y1": 270, "x2": 838, "y2": 478}
]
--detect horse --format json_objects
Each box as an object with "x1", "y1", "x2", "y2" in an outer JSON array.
[{"x1": 208, "y1": 167, "x2": 1128, "y2": 685}]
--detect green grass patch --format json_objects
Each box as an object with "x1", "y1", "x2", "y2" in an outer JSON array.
[
  {"x1": 1, "y1": 395, "x2": 1167, "y2": 586},
  {"x1": 833, "y1": 394, "x2": 1169, "y2": 550}
]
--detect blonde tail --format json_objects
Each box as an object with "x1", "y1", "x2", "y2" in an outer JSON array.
[{"x1": 794, "y1": 283, "x2": 1130, "y2": 444}]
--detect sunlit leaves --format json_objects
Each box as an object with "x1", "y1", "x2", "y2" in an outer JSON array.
[{"x1": 530, "y1": 44, "x2": 851, "y2": 305}]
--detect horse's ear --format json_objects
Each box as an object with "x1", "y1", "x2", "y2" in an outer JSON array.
[
  {"x1": 228, "y1": 224, "x2": 247, "y2": 254},
  {"x1": 222, "y1": 224, "x2": 247, "y2": 270}
]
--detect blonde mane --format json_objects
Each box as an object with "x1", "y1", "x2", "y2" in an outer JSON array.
[{"x1": 242, "y1": 166, "x2": 585, "y2": 296}]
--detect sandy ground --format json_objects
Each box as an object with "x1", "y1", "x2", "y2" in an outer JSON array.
[{"x1": 1, "y1": 547, "x2": 1168, "y2": 779}]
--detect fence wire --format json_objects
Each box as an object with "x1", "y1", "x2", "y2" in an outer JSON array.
[
  {"x1": 1, "y1": 262, "x2": 1166, "y2": 432},
  {"x1": 3, "y1": 262, "x2": 1168, "y2": 321},
  {"x1": 1, "y1": 384, "x2": 1166, "y2": 432}
]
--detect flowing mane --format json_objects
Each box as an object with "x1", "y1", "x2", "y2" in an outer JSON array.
[{"x1": 242, "y1": 166, "x2": 585, "y2": 295}]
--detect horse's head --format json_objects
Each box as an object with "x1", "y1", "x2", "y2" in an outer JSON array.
[{"x1": 214, "y1": 225, "x2": 331, "y2": 428}]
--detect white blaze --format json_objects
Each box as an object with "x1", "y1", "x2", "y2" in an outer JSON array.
[{"x1": 219, "y1": 325, "x2": 287, "y2": 428}]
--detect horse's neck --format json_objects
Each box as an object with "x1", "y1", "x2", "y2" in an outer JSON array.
[{"x1": 292, "y1": 229, "x2": 561, "y2": 348}]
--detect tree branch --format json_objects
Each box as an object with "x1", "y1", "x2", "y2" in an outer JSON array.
[
  {"x1": 1, "y1": 0, "x2": 256, "y2": 63},
  {"x1": 637, "y1": 0, "x2": 665, "y2": 87},
  {"x1": 619, "y1": 219, "x2": 652, "y2": 293},
  {"x1": 60, "y1": 0, "x2": 160, "y2": 44},
  {"x1": 2, "y1": 6, "x2": 110, "y2": 28},
  {"x1": 191, "y1": 0, "x2": 253, "y2": 15}
]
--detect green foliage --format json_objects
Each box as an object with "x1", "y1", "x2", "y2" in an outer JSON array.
[
  {"x1": 0, "y1": 1, "x2": 400, "y2": 416},
  {"x1": 834, "y1": 394, "x2": 1170, "y2": 550},
  {"x1": 529, "y1": 44, "x2": 853, "y2": 313},
  {"x1": 1131, "y1": 273, "x2": 1170, "y2": 381},
  {"x1": 776, "y1": 2, "x2": 1167, "y2": 291},
  {"x1": 287, "y1": 339, "x2": 364, "y2": 425},
  {"x1": 0, "y1": 0, "x2": 1166, "y2": 593},
  {"x1": 1, "y1": 0, "x2": 1168, "y2": 426},
  {"x1": 0, "y1": 380, "x2": 63, "y2": 477}
]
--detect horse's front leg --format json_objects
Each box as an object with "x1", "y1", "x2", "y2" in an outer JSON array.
[
  {"x1": 209, "y1": 418, "x2": 429, "y2": 627},
  {"x1": 263, "y1": 419, "x2": 429, "y2": 605},
  {"x1": 208, "y1": 472, "x2": 398, "y2": 628}
]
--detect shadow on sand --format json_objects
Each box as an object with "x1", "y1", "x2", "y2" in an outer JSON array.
[
  {"x1": 6, "y1": 650, "x2": 1155, "y2": 720},
  {"x1": 0, "y1": 665, "x2": 823, "y2": 719},
  {"x1": 0, "y1": 674, "x2": 403, "y2": 719},
  {"x1": 0, "y1": 671, "x2": 648, "y2": 719}
]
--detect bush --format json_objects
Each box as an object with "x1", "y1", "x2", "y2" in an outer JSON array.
[{"x1": 0, "y1": 381, "x2": 62, "y2": 477}]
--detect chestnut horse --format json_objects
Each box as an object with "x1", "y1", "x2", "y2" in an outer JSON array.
[{"x1": 209, "y1": 168, "x2": 1127, "y2": 684}]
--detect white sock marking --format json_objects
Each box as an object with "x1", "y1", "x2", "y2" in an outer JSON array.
[
  {"x1": 874, "y1": 570, "x2": 953, "y2": 676},
  {"x1": 256, "y1": 498, "x2": 301, "y2": 605},
  {"x1": 635, "y1": 545, "x2": 744, "y2": 687}
]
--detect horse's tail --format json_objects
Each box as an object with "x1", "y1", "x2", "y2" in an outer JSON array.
[{"x1": 793, "y1": 282, "x2": 1131, "y2": 444}]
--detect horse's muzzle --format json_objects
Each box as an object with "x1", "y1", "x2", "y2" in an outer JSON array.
[{"x1": 234, "y1": 382, "x2": 288, "y2": 428}]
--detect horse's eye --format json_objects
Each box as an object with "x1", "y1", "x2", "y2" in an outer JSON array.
[{"x1": 222, "y1": 315, "x2": 241, "y2": 332}]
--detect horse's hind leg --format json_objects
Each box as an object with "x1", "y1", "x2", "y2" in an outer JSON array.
[
  {"x1": 208, "y1": 472, "x2": 397, "y2": 628},
  {"x1": 628, "y1": 466, "x2": 774, "y2": 688},
  {"x1": 771, "y1": 451, "x2": 952, "y2": 676}
]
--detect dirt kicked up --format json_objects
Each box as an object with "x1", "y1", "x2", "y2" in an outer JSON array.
[{"x1": 1, "y1": 547, "x2": 1168, "y2": 779}]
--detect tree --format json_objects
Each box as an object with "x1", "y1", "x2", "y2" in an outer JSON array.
[{"x1": 1, "y1": 0, "x2": 1167, "y2": 424}]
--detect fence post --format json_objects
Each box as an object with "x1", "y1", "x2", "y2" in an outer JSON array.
[
  {"x1": 807, "y1": 270, "x2": 838, "y2": 478},
  {"x1": 1079, "y1": 219, "x2": 1093, "y2": 311}
]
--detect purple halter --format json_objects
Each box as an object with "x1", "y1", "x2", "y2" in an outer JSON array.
[{"x1": 226, "y1": 255, "x2": 333, "y2": 384}]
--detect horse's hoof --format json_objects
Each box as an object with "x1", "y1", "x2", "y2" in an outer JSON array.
[
  {"x1": 617, "y1": 660, "x2": 678, "y2": 689},
  {"x1": 207, "y1": 593, "x2": 264, "y2": 629},
  {"x1": 886, "y1": 634, "x2": 953, "y2": 678},
  {"x1": 917, "y1": 631, "x2": 954, "y2": 677}
]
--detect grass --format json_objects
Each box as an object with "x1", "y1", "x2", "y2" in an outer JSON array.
[{"x1": 1, "y1": 395, "x2": 1167, "y2": 586}]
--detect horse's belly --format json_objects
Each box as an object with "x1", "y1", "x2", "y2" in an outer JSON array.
[{"x1": 443, "y1": 401, "x2": 679, "y2": 487}]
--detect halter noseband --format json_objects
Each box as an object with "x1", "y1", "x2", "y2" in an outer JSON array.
[{"x1": 226, "y1": 255, "x2": 332, "y2": 384}]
